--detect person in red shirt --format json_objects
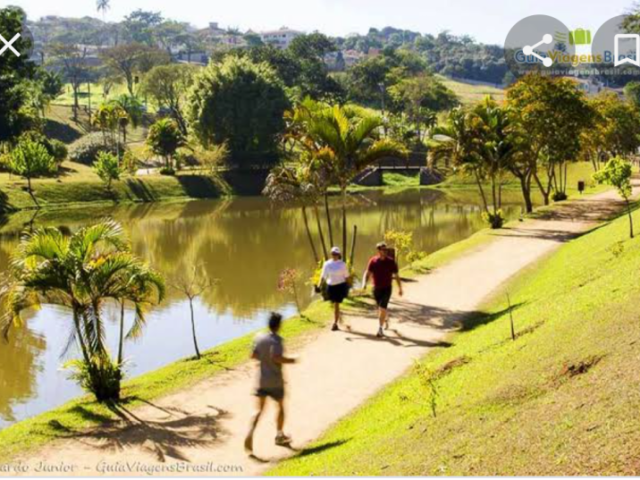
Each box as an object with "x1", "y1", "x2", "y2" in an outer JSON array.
[{"x1": 363, "y1": 242, "x2": 403, "y2": 338}]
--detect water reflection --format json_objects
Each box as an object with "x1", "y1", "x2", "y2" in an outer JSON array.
[{"x1": 0, "y1": 188, "x2": 526, "y2": 428}]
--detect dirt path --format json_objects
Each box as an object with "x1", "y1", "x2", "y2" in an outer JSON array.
[{"x1": 10, "y1": 185, "x2": 638, "y2": 477}]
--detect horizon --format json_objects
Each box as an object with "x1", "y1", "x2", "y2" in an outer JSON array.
[{"x1": 3, "y1": 0, "x2": 634, "y2": 46}]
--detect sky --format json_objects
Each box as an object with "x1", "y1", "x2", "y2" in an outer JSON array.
[{"x1": 0, "y1": 0, "x2": 635, "y2": 45}]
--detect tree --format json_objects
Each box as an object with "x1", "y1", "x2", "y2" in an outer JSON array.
[
  {"x1": 93, "y1": 151, "x2": 120, "y2": 190},
  {"x1": 3, "y1": 221, "x2": 165, "y2": 401},
  {"x1": 146, "y1": 118, "x2": 185, "y2": 171},
  {"x1": 111, "y1": 94, "x2": 144, "y2": 145},
  {"x1": 0, "y1": 7, "x2": 37, "y2": 142},
  {"x1": 506, "y1": 74, "x2": 593, "y2": 204},
  {"x1": 92, "y1": 101, "x2": 127, "y2": 150},
  {"x1": 141, "y1": 64, "x2": 197, "y2": 134},
  {"x1": 594, "y1": 157, "x2": 635, "y2": 239},
  {"x1": 171, "y1": 265, "x2": 214, "y2": 359},
  {"x1": 9, "y1": 138, "x2": 56, "y2": 206},
  {"x1": 96, "y1": 0, "x2": 110, "y2": 19},
  {"x1": 47, "y1": 43, "x2": 91, "y2": 121},
  {"x1": 188, "y1": 56, "x2": 290, "y2": 167},
  {"x1": 286, "y1": 100, "x2": 405, "y2": 255},
  {"x1": 100, "y1": 43, "x2": 169, "y2": 95},
  {"x1": 388, "y1": 73, "x2": 458, "y2": 141},
  {"x1": 582, "y1": 92, "x2": 640, "y2": 172},
  {"x1": 122, "y1": 10, "x2": 163, "y2": 45}
]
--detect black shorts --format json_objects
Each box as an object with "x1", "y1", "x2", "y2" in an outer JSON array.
[
  {"x1": 373, "y1": 287, "x2": 392, "y2": 309},
  {"x1": 256, "y1": 387, "x2": 285, "y2": 401},
  {"x1": 327, "y1": 282, "x2": 348, "y2": 304}
]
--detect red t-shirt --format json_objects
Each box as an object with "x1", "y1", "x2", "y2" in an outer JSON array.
[{"x1": 367, "y1": 256, "x2": 398, "y2": 289}]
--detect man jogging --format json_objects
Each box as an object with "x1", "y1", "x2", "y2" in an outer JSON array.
[
  {"x1": 245, "y1": 312, "x2": 297, "y2": 455},
  {"x1": 363, "y1": 242, "x2": 403, "y2": 338}
]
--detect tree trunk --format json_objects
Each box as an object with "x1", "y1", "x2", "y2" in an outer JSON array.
[
  {"x1": 473, "y1": 169, "x2": 490, "y2": 214},
  {"x1": 519, "y1": 174, "x2": 534, "y2": 213},
  {"x1": 341, "y1": 186, "x2": 348, "y2": 257},
  {"x1": 533, "y1": 172, "x2": 551, "y2": 206},
  {"x1": 189, "y1": 298, "x2": 201, "y2": 359},
  {"x1": 314, "y1": 205, "x2": 328, "y2": 260},
  {"x1": 117, "y1": 300, "x2": 125, "y2": 365},
  {"x1": 301, "y1": 206, "x2": 319, "y2": 264},
  {"x1": 324, "y1": 194, "x2": 334, "y2": 247},
  {"x1": 627, "y1": 197, "x2": 634, "y2": 239}
]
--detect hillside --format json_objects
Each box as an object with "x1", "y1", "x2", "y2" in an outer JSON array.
[
  {"x1": 437, "y1": 75, "x2": 505, "y2": 105},
  {"x1": 269, "y1": 201, "x2": 640, "y2": 476}
]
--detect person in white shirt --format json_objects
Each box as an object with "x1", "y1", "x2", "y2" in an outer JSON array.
[{"x1": 318, "y1": 246, "x2": 350, "y2": 331}]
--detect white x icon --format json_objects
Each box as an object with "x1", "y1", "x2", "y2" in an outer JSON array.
[{"x1": 0, "y1": 33, "x2": 21, "y2": 57}]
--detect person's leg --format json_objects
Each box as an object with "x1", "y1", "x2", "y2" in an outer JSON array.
[
  {"x1": 332, "y1": 302, "x2": 340, "y2": 330},
  {"x1": 275, "y1": 394, "x2": 292, "y2": 445},
  {"x1": 245, "y1": 395, "x2": 266, "y2": 453}
]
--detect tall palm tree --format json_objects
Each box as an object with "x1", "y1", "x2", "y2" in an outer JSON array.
[
  {"x1": 2, "y1": 221, "x2": 165, "y2": 401},
  {"x1": 287, "y1": 100, "x2": 406, "y2": 256},
  {"x1": 96, "y1": 0, "x2": 110, "y2": 20}
]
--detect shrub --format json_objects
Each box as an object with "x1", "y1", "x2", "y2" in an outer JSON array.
[
  {"x1": 93, "y1": 151, "x2": 121, "y2": 189},
  {"x1": 159, "y1": 166, "x2": 176, "y2": 176},
  {"x1": 68, "y1": 132, "x2": 119, "y2": 165},
  {"x1": 552, "y1": 191, "x2": 568, "y2": 202},
  {"x1": 482, "y1": 209, "x2": 505, "y2": 229},
  {"x1": 47, "y1": 139, "x2": 68, "y2": 164},
  {"x1": 65, "y1": 353, "x2": 123, "y2": 402},
  {"x1": 121, "y1": 150, "x2": 139, "y2": 176}
]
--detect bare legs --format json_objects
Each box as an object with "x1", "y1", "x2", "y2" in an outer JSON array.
[
  {"x1": 245, "y1": 396, "x2": 288, "y2": 454},
  {"x1": 332, "y1": 303, "x2": 341, "y2": 330}
]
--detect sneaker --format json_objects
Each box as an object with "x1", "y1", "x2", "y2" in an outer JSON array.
[
  {"x1": 331, "y1": 323, "x2": 339, "y2": 331},
  {"x1": 275, "y1": 433, "x2": 292, "y2": 446},
  {"x1": 376, "y1": 328, "x2": 384, "y2": 338}
]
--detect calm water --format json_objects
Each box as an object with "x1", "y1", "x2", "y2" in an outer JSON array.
[{"x1": 0, "y1": 188, "x2": 527, "y2": 428}]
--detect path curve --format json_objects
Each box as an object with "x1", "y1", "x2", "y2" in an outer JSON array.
[{"x1": 10, "y1": 185, "x2": 638, "y2": 477}]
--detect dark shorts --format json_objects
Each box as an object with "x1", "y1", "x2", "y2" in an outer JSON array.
[
  {"x1": 373, "y1": 287, "x2": 392, "y2": 309},
  {"x1": 327, "y1": 282, "x2": 349, "y2": 304},
  {"x1": 255, "y1": 387, "x2": 285, "y2": 401}
]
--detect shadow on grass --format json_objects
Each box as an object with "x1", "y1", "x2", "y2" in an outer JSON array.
[{"x1": 293, "y1": 438, "x2": 351, "y2": 458}]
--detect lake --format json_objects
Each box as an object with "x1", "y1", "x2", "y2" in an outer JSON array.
[{"x1": 0, "y1": 188, "x2": 528, "y2": 428}]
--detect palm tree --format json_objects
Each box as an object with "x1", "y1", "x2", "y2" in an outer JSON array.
[
  {"x1": 112, "y1": 94, "x2": 144, "y2": 146},
  {"x1": 2, "y1": 221, "x2": 165, "y2": 401},
  {"x1": 287, "y1": 100, "x2": 406, "y2": 256},
  {"x1": 96, "y1": 0, "x2": 110, "y2": 20}
]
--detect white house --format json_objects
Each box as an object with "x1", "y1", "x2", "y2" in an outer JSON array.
[{"x1": 259, "y1": 27, "x2": 303, "y2": 49}]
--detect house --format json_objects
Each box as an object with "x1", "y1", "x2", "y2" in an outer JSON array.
[{"x1": 259, "y1": 27, "x2": 303, "y2": 49}]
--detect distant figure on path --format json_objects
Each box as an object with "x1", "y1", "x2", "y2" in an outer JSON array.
[
  {"x1": 363, "y1": 242, "x2": 403, "y2": 338},
  {"x1": 245, "y1": 312, "x2": 297, "y2": 455},
  {"x1": 318, "y1": 246, "x2": 350, "y2": 331}
]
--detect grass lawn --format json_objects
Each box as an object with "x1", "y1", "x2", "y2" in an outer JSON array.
[
  {"x1": 269, "y1": 203, "x2": 640, "y2": 476},
  {"x1": 437, "y1": 75, "x2": 505, "y2": 105},
  {"x1": 0, "y1": 161, "x2": 228, "y2": 212}
]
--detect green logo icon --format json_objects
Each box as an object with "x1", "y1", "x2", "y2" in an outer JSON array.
[{"x1": 569, "y1": 28, "x2": 592, "y2": 45}]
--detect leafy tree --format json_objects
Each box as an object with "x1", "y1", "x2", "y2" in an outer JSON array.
[
  {"x1": 9, "y1": 138, "x2": 56, "y2": 205},
  {"x1": 93, "y1": 151, "x2": 120, "y2": 190},
  {"x1": 146, "y1": 118, "x2": 185, "y2": 170},
  {"x1": 0, "y1": 7, "x2": 37, "y2": 142},
  {"x1": 623, "y1": 81, "x2": 640, "y2": 108},
  {"x1": 506, "y1": 74, "x2": 593, "y2": 204},
  {"x1": 122, "y1": 10, "x2": 163, "y2": 45},
  {"x1": 92, "y1": 101, "x2": 127, "y2": 149},
  {"x1": 388, "y1": 73, "x2": 458, "y2": 141},
  {"x1": 582, "y1": 92, "x2": 640, "y2": 172},
  {"x1": 100, "y1": 43, "x2": 170, "y2": 95},
  {"x1": 111, "y1": 94, "x2": 144, "y2": 144},
  {"x1": 141, "y1": 64, "x2": 197, "y2": 134},
  {"x1": 96, "y1": 0, "x2": 110, "y2": 19},
  {"x1": 188, "y1": 56, "x2": 290, "y2": 167},
  {"x1": 593, "y1": 157, "x2": 635, "y2": 238},
  {"x1": 3, "y1": 221, "x2": 165, "y2": 401}
]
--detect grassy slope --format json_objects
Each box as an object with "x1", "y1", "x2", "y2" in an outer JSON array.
[
  {"x1": 269, "y1": 207, "x2": 640, "y2": 476},
  {"x1": 0, "y1": 162, "x2": 226, "y2": 211},
  {"x1": 437, "y1": 76, "x2": 505, "y2": 106}
]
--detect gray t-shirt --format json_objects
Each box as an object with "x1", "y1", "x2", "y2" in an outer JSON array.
[{"x1": 253, "y1": 332, "x2": 284, "y2": 389}]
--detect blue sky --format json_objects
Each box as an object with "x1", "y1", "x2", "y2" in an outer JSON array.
[{"x1": 1, "y1": 0, "x2": 634, "y2": 45}]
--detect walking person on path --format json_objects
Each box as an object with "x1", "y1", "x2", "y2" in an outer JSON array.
[
  {"x1": 318, "y1": 246, "x2": 350, "y2": 331},
  {"x1": 363, "y1": 242, "x2": 403, "y2": 338},
  {"x1": 245, "y1": 312, "x2": 297, "y2": 455}
]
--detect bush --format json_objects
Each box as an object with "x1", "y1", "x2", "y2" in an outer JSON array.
[
  {"x1": 47, "y1": 139, "x2": 68, "y2": 164},
  {"x1": 64, "y1": 354, "x2": 123, "y2": 402},
  {"x1": 68, "y1": 132, "x2": 119, "y2": 165},
  {"x1": 159, "y1": 166, "x2": 176, "y2": 176},
  {"x1": 121, "y1": 150, "x2": 139, "y2": 176},
  {"x1": 552, "y1": 191, "x2": 568, "y2": 202},
  {"x1": 482, "y1": 210, "x2": 505, "y2": 229},
  {"x1": 93, "y1": 151, "x2": 121, "y2": 189}
]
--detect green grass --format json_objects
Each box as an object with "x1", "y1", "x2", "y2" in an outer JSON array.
[
  {"x1": 269, "y1": 204, "x2": 640, "y2": 476},
  {"x1": 0, "y1": 162, "x2": 228, "y2": 212},
  {"x1": 437, "y1": 75, "x2": 505, "y2": 106},
  {"x1": 382, "y1": 172, "x2": 420, "y2": 187},
  {"x1": 0, "y1": 301, "x2": 332, "y2": 463}
]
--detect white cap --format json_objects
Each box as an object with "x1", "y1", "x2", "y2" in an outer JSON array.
[{"x1": 330, "y1": 246, "x2": 341, "y2": 255}]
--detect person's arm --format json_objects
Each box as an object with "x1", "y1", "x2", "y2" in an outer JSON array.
[
  {"x1": 362, "y1": 260, "x2": 373, "y2": 289},
  {"x1": 318, "y1": 261, "x2": 327, "y2": 289},
  {"x1": 272, "y1": 343, "x2": 296, "y2": 364}
]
